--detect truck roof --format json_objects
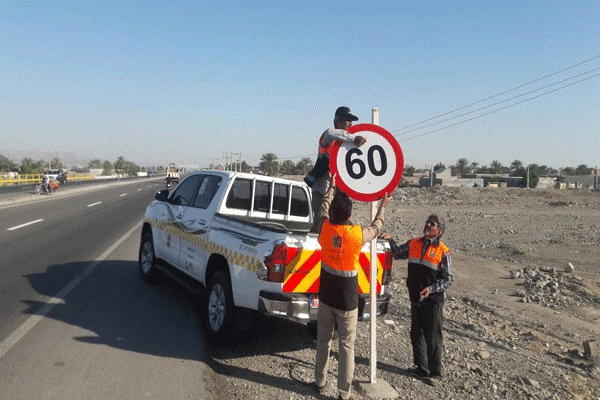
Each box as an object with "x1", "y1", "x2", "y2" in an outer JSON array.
[{"x1": 189, "y1": 169, "x2": 307, "y2": 186}]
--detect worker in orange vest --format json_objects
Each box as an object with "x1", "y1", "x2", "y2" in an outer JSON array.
[
  {"x1": 312, "y1": 174, "x2": 392, "y2": 400},
  {"x1": 305, "y1": 106, "x2": 366, "y2": 232},
  {"x1": 385, "y1": 215, "x2": 453, "y2": 381}
]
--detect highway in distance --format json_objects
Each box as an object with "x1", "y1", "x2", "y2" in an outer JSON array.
[{"x1": 0, "y1": 180, "x2": 216, "y2": 399}]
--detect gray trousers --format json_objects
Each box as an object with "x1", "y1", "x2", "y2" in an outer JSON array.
[
  {"x1": 315, "y1": 302, "x2": 358, "y2": 400},
  {"x1": 310, "y1": 190, "x2": 324, "y2": 233}
]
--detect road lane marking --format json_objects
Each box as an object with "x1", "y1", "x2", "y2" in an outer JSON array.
[
  {"x1": 87, "y1": 202, "x2": 102, "y2": 207},
  {"x1": 120, "y1": 193, "x2": 127, "y2": 197},
  {"x1": 0, "y1": 220, "x2": 143, "y2": 360},
  {"x1": 7, "y1": 219, "x2": 44, "y2": 231},
  {"x1": 137, "y1": 188, "x2": 142, "y2": 191}
]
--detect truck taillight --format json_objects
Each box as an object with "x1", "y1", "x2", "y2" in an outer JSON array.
[
  {"x1": 263, "y1": 243, "x2": 288, "y2": 282},
  {"x1": 382, "y1": 249, "x2": 393, "y2": 285}
]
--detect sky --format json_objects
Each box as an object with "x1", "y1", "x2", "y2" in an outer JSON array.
[{"x1": 1, "y1": 0, "x2": 598, "y2": 171}]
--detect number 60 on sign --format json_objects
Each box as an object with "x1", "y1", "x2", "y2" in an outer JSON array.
[{"x1": 329, "y1": 124, "x2": 404, "y2": 202}]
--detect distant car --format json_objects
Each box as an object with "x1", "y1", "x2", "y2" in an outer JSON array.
[
  {"x1": 45, "y1": 169, "x2": 61, "y2": 180},
  {"x1": 147, "y1": 171, "x2": 155, "y2": 177}
]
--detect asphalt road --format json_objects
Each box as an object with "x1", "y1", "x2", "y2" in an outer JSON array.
[{"x1": 0, "y1": 179, "x2": 217, "y2": 399}]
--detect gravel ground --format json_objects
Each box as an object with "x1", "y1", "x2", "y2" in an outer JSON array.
[{"x1": 206, "y1": 186, "x2": 600, "y2": 400}]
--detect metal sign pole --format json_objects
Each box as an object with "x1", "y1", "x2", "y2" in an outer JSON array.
[{"x1": 369, "y1": 107, "x2": 380, "y2": 383}]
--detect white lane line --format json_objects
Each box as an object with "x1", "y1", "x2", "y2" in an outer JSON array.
[
  {"x1": 7, "y1": 219, "x2": 44, "y2": 231},
  {"x1": 137, "y1": 188, "x2": 142, "y2": 191},
  {"x1": 119, "y1": 193, "x2": 127, "y2": 197},
  {"x1": 0, "y1": 220, "x2": 143, "y2": 360},
  {"x1": 87, "y1": 202, "x2": 102, "y2": 207}
]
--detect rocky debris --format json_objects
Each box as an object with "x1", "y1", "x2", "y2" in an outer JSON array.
[
  {"x1": 508, "y1": 266, "x2": 600, "y2": 313},
  {"x1": 208, "y1": 187, "x2": 600, "y2": 400}
]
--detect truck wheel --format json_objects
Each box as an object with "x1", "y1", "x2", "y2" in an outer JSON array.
[
  {"x1": 139, "y1": 232, "x2": 159, "y2": 284},
  {"x1": 203, "y1": 270, "x2": 235, "y2": 345}
]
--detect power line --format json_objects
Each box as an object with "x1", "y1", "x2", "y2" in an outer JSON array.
[
  {"x1": 392, "y1": 55, "x2": 600, "y2": 134},
  {"x1": 394, "y1": 67, "x2": 600, "y2": 138},
  {"x1": 278, "y1": 55, "x2": 600, "y2": 161},
  {"x1": 399, "y1": 72, "x2": 600, "y2": 143}
]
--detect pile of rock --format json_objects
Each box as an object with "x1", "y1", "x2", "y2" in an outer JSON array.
[{"x1": 509, "y1": 263, "x2": 600, "y2": 312}]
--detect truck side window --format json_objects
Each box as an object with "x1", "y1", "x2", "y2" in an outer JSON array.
[
  {"x1": 171, "y1": 175, "x2": 201, "y2": 206},
  {"x1": 290, "y1": 186, "x2": 309, "y2": 217},
  {"x1": 272, "y1": 183, "x2": 289, "y2": 215},
  {"x1": 254, "y1": 181, "x2": 271, "y2": 212},
  {"x1": 226, "y1": 178, "x2": 252, "y2": 211},
  {"x1": 193, "y1": 175, "x2": 222, "y2": 209}
]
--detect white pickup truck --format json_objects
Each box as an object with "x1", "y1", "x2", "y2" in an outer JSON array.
[{"x1": 139, "y1": 170, "x2": 393, "y2": 343}]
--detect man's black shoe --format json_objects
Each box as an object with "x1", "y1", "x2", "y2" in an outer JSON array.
[
  {"x1": 429, "y1": 372, "x2": 442, "y2": 379},
  {"x1": 407, "y1": 366, "x2": 429, "y2": 378}
]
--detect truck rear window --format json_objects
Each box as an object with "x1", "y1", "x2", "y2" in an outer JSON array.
[{"x1": 290, "y1": 186, "x2": 309, "y2": 217}]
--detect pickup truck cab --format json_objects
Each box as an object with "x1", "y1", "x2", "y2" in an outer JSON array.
[{"x1": 139, "y1": 170, "x2": 393, "y2": 343}]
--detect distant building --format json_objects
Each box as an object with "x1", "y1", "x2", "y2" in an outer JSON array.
[
  {"x1": 560, "y1": 174, "x2": 599, "y2": 190},
  {"x1": 419, "y1": 168, "x2": 484, "y2": 188}
]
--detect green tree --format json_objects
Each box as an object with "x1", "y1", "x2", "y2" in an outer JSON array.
[
  {"x1": 510, "y1": 160, "x2": 523, "y2": 176},
  {"x1": 454, "y1": 158, "x2": 470, "y2": 176},
  {"x1": 259, "y1": 153, "x2": 279, "y2": 176},
  {"x1": 490, "y1": 160, "x2": 503, "y2": 174},
  {"x1": 50, "y1": 157, "x2": 63, "y2": 170},
  {"x1": 470, "y1": 162, "x2": 480, "y2": 173},
  {"x1": 404, "y1": 165, "x2": 416, "y2": 176},
  {"x1": 575, "y1": 164, "x2": 591, "y2": 175},
  {"x1": 295, "y1": 157, "x2": 314, "y2": 175},
  {"x1": 433, "y1": 162, "x2": 445, "y2": 171},
  {"x1": 523, "y1": 164, "x2": 539, "y2": 188},
  {"x1": 89, "y1": 159, "x2": 103, "y2": 169},
  {"x1": 0, "y1": 155, "x2": 18, "y2": 172},
  {"x1": 560, "y1": 167, "x2": 574, "y2": 176},
  {"x1": 102, "y1": 160, "x2": 113, "y2": 175},
  {"x1": 279, "y1": 160, "x2": 295, "y2": 175}
]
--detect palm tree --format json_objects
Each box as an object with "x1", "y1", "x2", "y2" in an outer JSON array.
[
  {"x1": 510, "y1": 160, "x2": 523, "y2": 172},
  {"x1": 490, "y1": 160, "x2": 503, "y2": 174},
  {"x1": 259, "y1": 153, "x2": 279, "y2": 176},
  {"x1": 296, "y1": 157, "x2": 314, "y2": 175},
  {"x1": 470, "y1": 162, "x2": 479, "y2": 174},
  {"x1": 280, "y1": 160, "x2": 295, "y2": 175},
  {"x1": 455, "y1": 158, "x2": 470, "y2": 176}
]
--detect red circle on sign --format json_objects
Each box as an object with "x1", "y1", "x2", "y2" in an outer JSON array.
[{"x1": 329, "y1": 124, "x2": 404, "y2": 202}]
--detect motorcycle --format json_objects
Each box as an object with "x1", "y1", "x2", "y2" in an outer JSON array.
[{"x1": 35, "y1": 180, "x2": 59, "y2": 195}]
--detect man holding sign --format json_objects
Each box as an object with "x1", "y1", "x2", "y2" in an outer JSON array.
[
  {"x1": 313, "y1": 174, "x2": 392, "y2": 400},
  {"x1": 305, "y1": 106, "x2": 367, "y2": 232}
]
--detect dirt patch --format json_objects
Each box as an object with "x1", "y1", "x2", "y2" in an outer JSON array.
[{"x1": 210, "y1": 186, "x2": 600, "y2": 399}]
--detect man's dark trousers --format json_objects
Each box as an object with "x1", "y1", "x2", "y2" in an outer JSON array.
[{"x1": 410, "y1": 301, "x2": 443, "y2": 376}]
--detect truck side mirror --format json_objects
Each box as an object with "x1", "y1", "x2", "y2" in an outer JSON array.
[{"x1": 155, "y1": 189, "x2": 169, "y2": 202}]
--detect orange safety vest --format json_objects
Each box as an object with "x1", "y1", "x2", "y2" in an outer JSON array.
[
  {"x1": 407, "y1": 238, "x2": 449, "y2": 271},
  {"x1": 318, "y1": 220, "x2": 363, "y2": 276},
  {"x1": 318, "y1": 133, "x2": 342, "y2": 156}
]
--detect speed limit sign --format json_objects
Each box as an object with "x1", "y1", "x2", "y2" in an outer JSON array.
[{"x1": 330, "y1": 124, "x2": 404, "y2": 202}]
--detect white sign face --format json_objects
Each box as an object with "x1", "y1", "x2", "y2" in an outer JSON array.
[{"x1": 330, "y1": 124, "x2": 403, "y2": 202}]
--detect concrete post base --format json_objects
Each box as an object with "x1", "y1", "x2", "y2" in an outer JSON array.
[{"x1": 357, "y1": 377, "x2": 398, "y2": 399}]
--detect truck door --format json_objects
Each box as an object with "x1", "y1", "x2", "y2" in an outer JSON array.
[
  {"x1": 157, "y1": 175, "x2": 202, "y2": 267},
  {"x1": 177, "y1": 174, "x2": 222, "y2": 280}
]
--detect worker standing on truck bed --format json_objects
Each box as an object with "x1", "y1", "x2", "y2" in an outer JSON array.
[{"x1": 305, "y1": 106, "x2": 366, "y2": 232}]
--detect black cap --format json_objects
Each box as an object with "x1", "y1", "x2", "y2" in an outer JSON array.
[{"x1": 335, "y1": 106, "x2": 359, "y2": 121}]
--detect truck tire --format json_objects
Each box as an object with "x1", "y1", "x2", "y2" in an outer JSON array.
[
  {"x1": 203, "y1": 270, "x2": 235, "y2": 345},
  {"x1": 139, "y1": 232, "x2": 159, "y2": 284}
]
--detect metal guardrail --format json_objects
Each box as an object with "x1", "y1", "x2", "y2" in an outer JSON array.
[{"x1": 0, "y1": 174, "x2": 93, "y2": 186}]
